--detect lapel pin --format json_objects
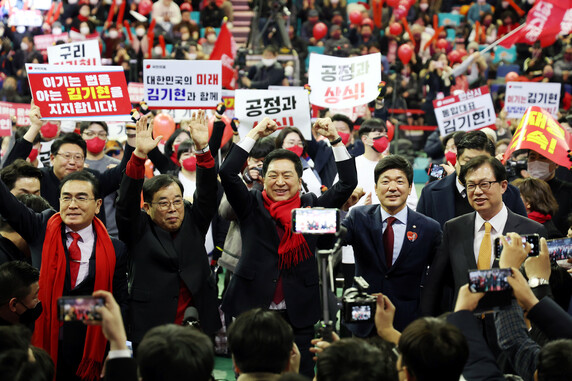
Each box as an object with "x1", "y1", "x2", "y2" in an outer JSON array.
[{"x1": 407, "y1": 231, "x2": 418, "y2": 242}]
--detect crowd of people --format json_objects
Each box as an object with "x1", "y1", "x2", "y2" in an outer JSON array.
[{"x1": 0, "y1": 0, "x2": 572, "y2": 380}]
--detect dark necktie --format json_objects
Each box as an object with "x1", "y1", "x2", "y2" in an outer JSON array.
[
  {"x1": 383, "y1": 217, "x2": 397, "y2": 268},
  {"x1": 69, "y1": 232, "x2": 82, "y2": 289}
]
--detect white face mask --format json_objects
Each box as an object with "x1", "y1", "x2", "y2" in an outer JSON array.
[
  {"x1": 527, "y1": 160, "x2": 553, "y2": 180},
  {"x1": 188, "y1": 53, "x2": 197, "y2": 60},
  {"x1": 20, "y1": 42, "x2": 28, "y2": 51},
  {"x1": 80, "y1": 9, "x2": 90, "y2": 17},
  {"x1": 109, "y1": 30, "x2": 119, "y2": 39},
  {"x1": 154, "y1": 46, "x2": 163, "y2": 56},
  {"x1": 419, "y1": 3, "x2": 428, "y2": 11},
  {"x1": 90, "y1": 0, "x2": 98, "y2": 4},
  {"x1": 80, "y1": 26, "x2": 91, "y2": 35},
  {"x1": 181, "y1": 32, "x2": 190, "y2": 40},
  {"x1": 136, "y1": 28, "x2": 145, "y2": 37},
  {"x1": 262, "y1": 58, "x2": 276, "y2": 67},
  {"x1": 206, "y1": 34, "x2": 216, "y2": 43},
  {"x1": 501, "y1": 1, "x2": 509, "y2": 7},
  {"x1": 53, "y1": 27, "x2": 62, "y2": 35},
  {"x1": 331, "y1": 0, "x2": 339, "y2": 4},
  {"x1": 68, "y1": 0, "x2": 78, "y2": 4},
  {"x1": 284, "y1": 65, "x2": 294, "y2": 77}
]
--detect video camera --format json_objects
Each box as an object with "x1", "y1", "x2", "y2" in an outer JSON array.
[{"x1": 341, "y1": 277, "x2": 377, "y2": 324}]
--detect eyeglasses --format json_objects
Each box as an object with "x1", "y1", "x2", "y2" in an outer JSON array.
[
  {"x1": 152, "y1": 199, "x2": 184, "y2": 211},
  {"x1": 466, "y1": 180, "x2": 499, "y2": 192},
  {"x1": 56, "y1": 152, "x2": 84, "y2": 162},
  {"x1": 60, "y1": 195, "x2": 96, "y2": 205},
  {"x1": 83, "y1": 130, "x2": 108, "y2": 139}
]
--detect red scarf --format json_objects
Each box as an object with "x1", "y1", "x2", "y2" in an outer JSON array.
[
  {"x1": 262, "y1": 190, "x2": 311, "y2": 269},
  {"x1": 528, "y1": 211, "x2": 552, "y2": 224},
  {"x1": 32, "y1": 214, "x2": 116, "y2": 381}
]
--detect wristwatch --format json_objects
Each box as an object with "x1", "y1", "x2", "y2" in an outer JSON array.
[
  {"x1": 194, "y1": 144, "x2": 210, "y2": 154},
  {"x1": 528, "y1": 277, "x2": 549, "y2": 288}
]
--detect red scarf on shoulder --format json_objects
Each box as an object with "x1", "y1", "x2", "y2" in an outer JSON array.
[
  {"x1": 32, "y1": 213, "x2": 116, "y2": 381},
  {"x1": 528, "y1": 211, "x2": 552, "y2": 224},
  {"x1": 262, "y1": 190, "x2": 311, "y2": 269}
]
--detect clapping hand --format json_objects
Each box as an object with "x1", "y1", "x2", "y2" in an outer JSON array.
[
  {"x1": 188, "y1": 110, "x2": 209, "y2": 150},
  {"x1": 134, "y1": 114, "x2": 162, "y2": 158}
]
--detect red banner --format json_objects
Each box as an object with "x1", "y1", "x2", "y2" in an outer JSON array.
[
  {"x1": 209, "y1": 21, "x2": 237, "y2": 90},
  {"x1": 503, "y1": 106, "x2": 572, "y2": 168},
  {"x1": 0, "y1": 115, "x2": 11, "y2": 136},
  {"x1": 500, "y1": 0, "x2": 572, "y2": 48},
  {"x1": 26, "y1": 64, "x2": 132, "y2": 121},
  {"x1": 0, "y1": 102, "x2": 31, "y2": 126}
]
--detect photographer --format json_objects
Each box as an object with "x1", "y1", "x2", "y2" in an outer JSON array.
[{"x1": 240, "y1": 46, "x2": 285, "y2": 89}]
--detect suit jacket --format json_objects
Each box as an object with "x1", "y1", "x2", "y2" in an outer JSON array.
[
  {"x1": 342, "y1": 205, "x2": 442, "y2": 335},
  {"x1": 3, "y1": 138, "x2": 134, "y2": 225},
  {"x1": 115, "y1": 157, "x2": 221, "y2": 343},
  {"x1": 421, "y1": 209, "x2": 548, "y2": 316},
  {"x1": 104, "y1": 357, "x2": 138, "y2": 381},
  {"x1": 417, "y1": 174, "x2": 528, "y2": 227},
  {"x1": 219, "y1": 144, "x2": 357, "y2": 328}
]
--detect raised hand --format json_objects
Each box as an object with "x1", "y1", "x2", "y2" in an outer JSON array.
[
  {"x1": 134, "y1": 114, "x2": 162, "y2": 158},
  {"x1": 313, "y1": 117, "x2": 339, "y2": 142},
  {"x1": 247, "y1": 117, "x2": 278, "y2": 140},
  {"x1": 29, "y1": 102, "x2": 42, "y2": 129},
  {"x1": 188, "y1": 110, "x2": 209, "y2": 150}
]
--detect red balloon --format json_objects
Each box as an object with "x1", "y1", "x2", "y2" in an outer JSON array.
[
  {"x1": 349, "y1": 10, "x2": 363, "y2": 25},
  {"x1": 153, "y1": 113, "x2": 176, "y2": 143},
  {"x1": 389, "y1": 22, "x2": 403, "y2": 36},
  {"x1": 387, "y1": 0, "x2": 399, "y2": 7},
  {"x1": 138, "y1": 0, "x2": 152, "y2": 16},
  {"x1": 397, "y1": 44, "x2": 413, "y2": 65},
  {"x1": 447, "y1": 50, "x2": 461, "y2": 64},
  {"x1": 208, "y1": 115, "x2": 235, "y2": 148},
  {"x1": 457, "y1": 48, "x2": 468, "y2": 58},
  {"x1": 436, "y1": 38, "x2": 448, "y2": 50},
  {"x1": 386, "y1": 120, "x2": 395, "y2": 141},
  {"x1": 313, "y1": 22, "x2": 328, "y2": 40},
  {"x1": 505, "y1": 71, "x2": 519, "y2": 82}
]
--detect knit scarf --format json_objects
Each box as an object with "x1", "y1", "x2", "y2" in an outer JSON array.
[
  {"x1": 262, "y1": 190, "x2": 311, "y2": 269},
  {"x1": 528, "y1": 211, "x2": 552, "y2": 224},
  {"x1": 32, "y1": 214, "x2": 116, "y2": 381}
]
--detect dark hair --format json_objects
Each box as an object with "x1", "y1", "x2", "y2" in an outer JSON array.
[
  {"x1": 374, "y1": 154, "x2": 413, "y2": 186},
  {"x1": 227, "y1": 308, "x2": 294, "y2": 374},
  {"x1": 512, "y1": 177, "x2": 558, "y2": 216},
  {"x1": 316, "y1": 338, "x2": 393, "y2": 381},
  {"x1": 50, "y1": 133, "x2": 87, "y2": 158},
  {"x1": 250, "y1": 137, "x2": 276, "y2": 159},
  {"x1": 164, "y1": 129, "x2": 191, "y2": 161},
  {"x1": 142, "y1": 174, "x2": 184, "y2": 203},
  {"x1": 29, "y1": 346, "x2": 55, "y2": 381},
  {"x1": 459, "y1": 155, "x2": 507, "y2": 186},
  {"x1": 331, "y1": 114, "x2": 354, "y2": 131},
  {"x1": 261, "y1": 149, "x2": 303, "y2": 179},
  {"x1": 456, "y1": 130, "x2": 495, "y2": 159},
  {"x1": 0, "y1": 261, "x2": 39, "y2": 306},
  {"x1": 0, "y1": 193, "x2": 53, "y2": 232},
  {"x1": 58, "y1": 170, "x2": 101, "y2": 200},
  {"x1": 452, "y1": 131, "x2": 467, "y2": 147},
  {"x1": 137, "y1": 324, "x2": 214, "y2": 381},
  {"x1": 364, "y1": 335, "x2": 399, "y2": 381},
  {"x1": 263, "y1": 45, "x2": 278, "y2": 56},
  {"x1": 358, "y1": 118, "x2": 386, "y2": 139},
  {"x1": 399, "y1": 318, "x2": 468, "y2": 381},
  {"x1": 176, "y1": 139, "x2": 195, "y2": 161},
  {"x1": 0, "y1": 159, "x2": 42, "y2": 191},
  {"x1": 537, "y1": 339, "x2": 572, "y2": 381},
  {"x1": 79, "y1": 121, "x2": 109, "y2": 135},
  {"x1": 275, "y1": 127, "x2": 307, "y2": 157},
  {"x1": 0, "y1": 349, "x2": 49, "y2": 381}
]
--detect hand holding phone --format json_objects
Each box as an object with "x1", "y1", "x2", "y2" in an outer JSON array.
[
  {"x1": 496, "y1": 233, "x2": 539, "y2": 265},
  {"x1": 58, "y1": 296, "x2": 104, "y2": 322},
  {"x1": 468, "y1": 268, "x2": 512, "y2": 293},
  {"x1": 291, "y1": 208, "x2": 340, "y2": 234}
]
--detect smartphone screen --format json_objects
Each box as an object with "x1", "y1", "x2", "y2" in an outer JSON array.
[
  {"x1": 546, "y1": 237, "x2": 572, "y2": 263},
  {"x1": 428, "y1": 163, "x2": 446, "y2": 181},
  {"x1": 291, "y1": 208, "x2": 340, "y2": 234},
  {"x1": 57, "y1": 296, "x2": 104, "y2": 322},
  {"x1": 494, "y1": 234, "x2": 540, "y2": 259},
  {"x1": 468, "y1": 268, "x2": 512, "y2": 293}
]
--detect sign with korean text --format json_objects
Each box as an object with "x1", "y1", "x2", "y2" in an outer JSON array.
[
  {"x1": 26, "y1": 64, "x2": 132, "y2": 121},
  {"x1": 433, "y1": 86, "x2": 496, "y2": 136},
  {"x1": 0, "y1": 115, "x2": 11, "y2": 136},
  {"x1": 0, "y1": 102, "x2": 31, "y2": 126},
  {"x1": 308, "y1": 53, "x2": 381, "y2": 108},
  {"x1": 128, "y1": 82, "x2": 145, "y2": 103},
  {"x1": 503, "y1": 106, "x2": 572, "y2": 168},
  {"x1": 235, "y1": 89, "x2": 311, "y2": 139},
  {"x1": 48, "y1": 40, "x2": 101, "y2": 66},
  {"x1": 143, "y1": 59, "x2": 222, "y2": 109},
  {"x1": 8, "y1": 9, "x2": 43, "y2": 27},
  {"x1": 160, "y1": 90, "x2": 236, "y2": 123},
  {"x1": 34, "y1": 34, "x2": 68, "y2": 53},
  {"x1": 505, "y1": 82, "x2": 560, "y2": 119}
]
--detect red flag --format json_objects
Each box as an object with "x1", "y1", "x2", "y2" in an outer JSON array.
[
  {"x1": 210, "y1": 21, "x2": 237, "y2": 89},
  {"x1": 503, "y1": 106, "x2": 572, "y2": 168},
  {"x1": 500, "y1": 0, "x2": 572, "y2": 48}
]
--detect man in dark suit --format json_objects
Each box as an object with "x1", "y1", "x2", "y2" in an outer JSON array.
[
  {"x1": 0, "y1": 169, "x2": 128, "y2": 381},
  {"x1": 421, "y1": 156, "x2": 547, "y2": 317},
  {"x1": 417, "y1": 131, "x2": 527, "y2": 227},
  {"x1": 342, "y1": 155, "x2": 442, "y2": 335},
  {"x1": 115, "y1": 111, "x2": 221, "y2": 348},
  {"x1": 218, "y1": 117, "x2": 357, "y2": 377}
]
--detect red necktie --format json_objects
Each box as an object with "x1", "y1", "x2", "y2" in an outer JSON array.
[
  {"x1": 383, "y1": 217, "x2": 397, "y2": 268},
  {"x1": 69, "y1": 232, "x2": 82, "y2": 289}
]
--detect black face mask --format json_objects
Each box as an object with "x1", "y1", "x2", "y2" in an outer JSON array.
[{"x1": 17, "y1": 301, "x2": 43, "y2": 324}]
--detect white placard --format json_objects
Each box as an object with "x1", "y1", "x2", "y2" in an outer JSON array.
[
  {"x1": 235, "y1": 89, "x2": 312, "y2": 139},
  {"x1": 107, "y1": 121, "x2": 126, "y2": 140},
  {"x1": 433, "y1": 86, "x2": 496, "y2": 136},
  {"x1": 308, "y1": 53, "x2": 381, "y2": 108},
  {"x1": 8, "y1": 9, "x2": 43, "y2": 27},
  {"x1": 34, "y1": 33, "x2": 68, "y2": 52},
  {"x1": 505, "y1": 82, "x2": 561, "y2": 119},
  {"x1": 48, "y1": 40, "x2": 101, "y2": 66},
  {"x1": 143, "y1": 59, "x2": 222, "y2": 109},
  {"x1": 128, "y1": 82, "x2": 145, "y2": 103}
]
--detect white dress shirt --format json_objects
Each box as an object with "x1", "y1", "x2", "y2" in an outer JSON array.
[
  {"x1": 473, "y1": 204, "x2": 508, "y2": 268},
  {"x1": 380, "y1": 206, "x2": 408, "y2": 265},
  {"x1": 65, "y1": 224, "x2": 95, "y2": 287}
]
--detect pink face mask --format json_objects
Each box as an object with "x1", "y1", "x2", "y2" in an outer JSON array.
[
  {"x1": 181, "y1": 156, "x2": 197, "y2": 171},
  {"x1": 28, "y1": 147, "x2": 39, "y2": 162},
  {"x1": 286, "y1": 145, "x2": 304, "y2": 157},
  {"x1": 372, "y1": 136, "x2": 389, "y2": 153},
  {"x1": 337, "y1": 131, "x2": 350, "y2": 146},
  {"x1": 444, "y1": 150, "x2": 457, "y2": 166},
  {"x1": 40, "y1": 122, "x2": 59, "y2": 139},
  {"x1": 86, "y1": 136, "x2": 106, "y2": 154}
]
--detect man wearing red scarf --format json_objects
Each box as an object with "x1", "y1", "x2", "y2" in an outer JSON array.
[{"x1": 219, "y1": 117, "x2": 357, "y2": 378}]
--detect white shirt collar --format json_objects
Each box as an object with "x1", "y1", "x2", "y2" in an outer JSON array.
[
  {"x1": 475, "y1": 203, "x2": 508, "y2": 233},
  {"x1": 380, "y1": 205, "x2": 408, "y2": 225},
  {"x1": 65, "y1": 224, "x2": 94, "y2": 241},
  {"x1": 455, "y1": 174, "x2": 466, "y2": 196}
]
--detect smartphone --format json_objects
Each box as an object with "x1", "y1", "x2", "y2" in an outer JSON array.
[
  {"x1": 291, "y1": 208, "x2": 341, "y2": 235},
  {"x1": 468, "y1": 268, "x2": 512, "y2": 293},
  {"x1": 427, "y1": 163, "x2": 446, "y2": 181},
  {"x1": 546, "y1": 237, "x2": 572, "y2": 262},
  {"x1": 494, "y1": 234, "x2": 540, "y2": 259},
  {"x1": 57, "y1": 296, "x2": 104, "y2": 322}
]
